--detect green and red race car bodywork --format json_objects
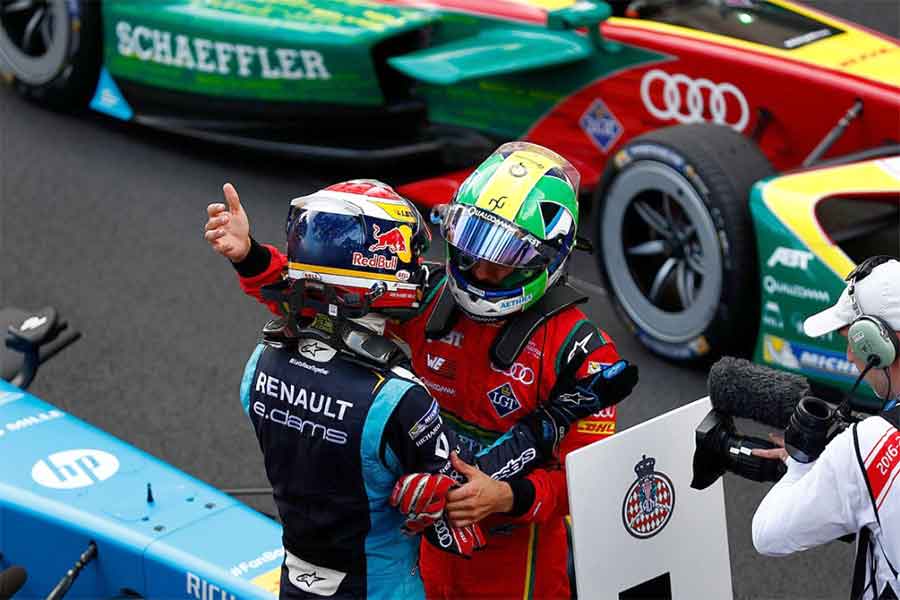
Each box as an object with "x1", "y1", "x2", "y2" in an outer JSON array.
[{"x1": 3, "y1": 0, "x2": 897, "y2": 170}]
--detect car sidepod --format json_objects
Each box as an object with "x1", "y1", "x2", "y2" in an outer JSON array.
[{"x1": 750, "y1": 157, "x2": 900, "y2": 404}]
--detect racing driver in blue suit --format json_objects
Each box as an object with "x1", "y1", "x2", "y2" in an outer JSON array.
[{"x1": 230, "y1": 181, "x2": 631, "y2": 599}]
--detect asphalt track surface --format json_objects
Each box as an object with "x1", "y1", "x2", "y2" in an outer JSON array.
[{"x1": 1, "y1": 4, "x2": 897, "y2": 598}]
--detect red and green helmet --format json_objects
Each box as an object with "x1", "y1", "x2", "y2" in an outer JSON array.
[{"x1": 436, "y1": 142, "x2": 581, "y2": 319}]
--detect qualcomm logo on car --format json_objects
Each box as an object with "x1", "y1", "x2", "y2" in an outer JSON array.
[
  {"x1": 31, "y1": 449, "x2": 119, "y2": 489},
  {"x1": 763, "y1": 276, "x2": 830, "y2": 303},
  {"x1": 640, "y1": 69, "x2": 750, "y2": 132}
]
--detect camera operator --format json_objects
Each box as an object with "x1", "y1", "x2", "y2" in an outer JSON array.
[{"x1": 752, "y1": 256, "x2": 900, "y2": 600}]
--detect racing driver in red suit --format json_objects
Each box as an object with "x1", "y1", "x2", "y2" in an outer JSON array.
[{"x1": 205, "y1": 142, "x2": 636, "y2": 599}]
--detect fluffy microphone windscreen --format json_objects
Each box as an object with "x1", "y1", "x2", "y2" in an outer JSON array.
[{"x1": 708, "y1": 357, "x2": 811, "y2": 429}]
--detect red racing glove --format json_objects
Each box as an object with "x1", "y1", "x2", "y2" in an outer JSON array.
[{"x1": 390, "y1": 473, "x2": 455, "y2": 534}]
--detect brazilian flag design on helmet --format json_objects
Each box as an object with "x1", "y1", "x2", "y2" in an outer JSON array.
[{"x1": 438, "y1": 142, "x2": 581, "y2": 319}]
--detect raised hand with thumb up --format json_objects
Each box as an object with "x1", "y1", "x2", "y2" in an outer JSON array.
[{"x1": 205, "y1": 183, "x2": 251, "y2": 262}]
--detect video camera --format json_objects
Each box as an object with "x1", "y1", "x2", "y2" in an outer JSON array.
[{"x1": 690, "y1": 357, "x2": 868, "y2": 490}]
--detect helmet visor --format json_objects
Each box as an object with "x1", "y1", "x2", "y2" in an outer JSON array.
[
  {"x1": 439, "y1": 204, "x2": 554, "y2": 269},
  {"x1": 287, "y1": 202, "x2": 369, "y2": 271}
]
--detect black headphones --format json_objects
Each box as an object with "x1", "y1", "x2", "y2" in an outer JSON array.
[{"x1": 845, "y1": 255, "x2": 899, "y2": 369}]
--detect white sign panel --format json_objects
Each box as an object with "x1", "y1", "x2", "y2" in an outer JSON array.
[{"x1": 567, "y1": 397, "x2": 732, "y2": 599}]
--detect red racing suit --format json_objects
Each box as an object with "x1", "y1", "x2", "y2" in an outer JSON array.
[{"x1": 234, "y1": 242, "x2": 620, "y2": 600}]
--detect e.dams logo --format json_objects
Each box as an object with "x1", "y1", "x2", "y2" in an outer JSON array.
[
  {"x1": 622, "y1": 454, "x2": 675, "y2": 539},
  {"x1": 32, "y1": 449, "x2": 119, "y2": 489}
]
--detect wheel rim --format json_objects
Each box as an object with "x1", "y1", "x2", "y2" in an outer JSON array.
[
  {"x1": 601, "y1": 161, "x2": 723, "y2": 344},
  {"x1": 0, "y1": 0, "x2": 70, "y2": 85}
]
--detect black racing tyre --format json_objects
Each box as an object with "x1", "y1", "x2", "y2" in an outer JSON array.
[
  {"x1": 0, "y1": 0, "x2": 102, "y2": 110},
  {"x1": 594, "y1": 123, "x2": 774, "y2": 364}
]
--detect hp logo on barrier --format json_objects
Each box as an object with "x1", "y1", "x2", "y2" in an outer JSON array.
[
  {"x1": 640, "y1": 69, "x2": 750, "y2": 132},
  {"x1": 32, "y1": 449, "x2": 120, "y2": 489}
]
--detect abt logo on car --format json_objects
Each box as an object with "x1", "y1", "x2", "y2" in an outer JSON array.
[
  {"x1": 31, "y1": 449, "x2": 119, "y2": 489},
  {"x1": 767, "y1": 247, "x2": 813, "y2": 270}
]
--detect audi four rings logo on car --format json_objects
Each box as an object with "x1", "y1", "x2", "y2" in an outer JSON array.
[{"x1": 640, "y1": 69, "x2": 750, "y2": 132}]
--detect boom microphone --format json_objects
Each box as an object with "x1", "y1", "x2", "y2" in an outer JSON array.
[
  {"x1": 708, "y1": 357, "x2": 811, "y2": 429},
  {"x1": 0, "y1": 566, "x2": 27, "y2": 600}
]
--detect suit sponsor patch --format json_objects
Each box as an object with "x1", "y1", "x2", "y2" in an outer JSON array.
[
  {"x1": 285, "y1": 551, "x2": 346, "y2": 596},
  {"x1": 558, "y1": 322, "x2": 605, "y2": 375},
  {"x1": 576, "y1": 420, "x2": 616, "y2": 435},
  {"x1": 426, "y1": 353, "x2": 457, "y2": 378},
  {"x1": 409, "y1": 400, "x2": 441, "y2": 440},
  {"x1": 487, "y1": 382, "x2": 521, "y2": 418}
]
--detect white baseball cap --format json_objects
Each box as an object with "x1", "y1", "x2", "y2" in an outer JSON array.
[{"x1": 804, "y1": 258, "x2": 900, "y2": 338}]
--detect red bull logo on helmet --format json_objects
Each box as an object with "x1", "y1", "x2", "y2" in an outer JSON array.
[
  {"x1": 351, "y1": 253, "x2": 397, "y2": 270},
  {"x1": 369, "y1": 224, "x2": 412, "y2": 263}
]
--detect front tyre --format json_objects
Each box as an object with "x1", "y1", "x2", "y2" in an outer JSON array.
[
  {"x1": 595, "y1": 123, "x2": 774, "y2": 364},
  {"x1": 0, "y1": 0, "x2": 101, "y2": 110}
]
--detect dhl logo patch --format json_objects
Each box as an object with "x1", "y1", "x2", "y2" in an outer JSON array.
[{"x1": 576, "y1": 420, "x2": 616, "y2": 435}]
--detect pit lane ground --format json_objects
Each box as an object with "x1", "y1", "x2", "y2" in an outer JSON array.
[{"x1": 2, "y1": 4, "x2": 897, "y2": 596}]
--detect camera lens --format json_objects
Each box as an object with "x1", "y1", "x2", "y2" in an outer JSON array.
[{"x1": 785, "y1": 396, "x2": 834, "y2": 463}]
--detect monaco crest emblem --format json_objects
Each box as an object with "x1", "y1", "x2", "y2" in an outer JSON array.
[{"x1": 622, "y1": 454, "x2": 675, "y2": 539}]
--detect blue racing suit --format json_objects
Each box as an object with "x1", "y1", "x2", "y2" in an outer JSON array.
[{"x1": 240, "y1": 326, "x2": 548, "y2": 599}]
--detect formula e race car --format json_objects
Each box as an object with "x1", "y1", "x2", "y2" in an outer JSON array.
[
  {"x1": 0, "y1": 307, "x2": 283, "y2": 599},
  {"x1": 746, "y1": 152, "x2": 899, "y2": 403},
  {"x1": 1, "y1": 0, "x2": 898, "y2": 365}
]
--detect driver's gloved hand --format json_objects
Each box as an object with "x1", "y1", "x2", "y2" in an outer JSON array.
[
  {"x1": 390, "y1": 473, "x2": 455, "y2": 534},
  {"x1": 520, "y1": 359, "x2": 638, "y2": 456},
  {"x1": 423, "y1": 516, "x2": 486, "y2": 559}
]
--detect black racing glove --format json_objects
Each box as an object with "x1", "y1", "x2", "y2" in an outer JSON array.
[{"x1": 520, "y1": 359, "x2": 639, "y2": 456}]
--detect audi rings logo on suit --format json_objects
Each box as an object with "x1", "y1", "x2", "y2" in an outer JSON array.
[{"x1": 490, "y1": 362, "x2": 535, "y2": 385}]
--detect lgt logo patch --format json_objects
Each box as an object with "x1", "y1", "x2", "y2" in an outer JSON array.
[{"x1": 487, "y1": 382, "x2": 521, "y2": 418}]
